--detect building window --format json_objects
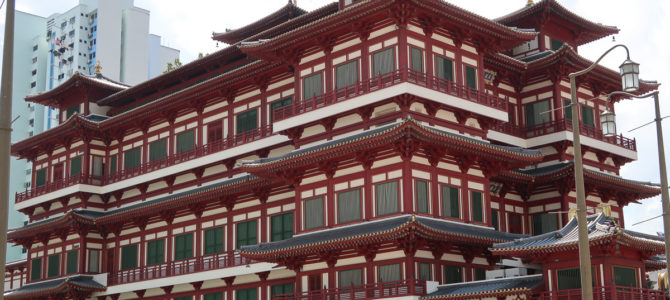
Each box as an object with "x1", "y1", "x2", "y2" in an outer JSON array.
[
  {"x1": 303, "y1": 73, "x2": 323, "y2": 100},
  {"x1": 88, "y1": 250, "x2": 99, "y2": 273},
  {"x1": 436, "y1": 56, "x2": 454, "y2": 81},
  {"x1": 304, "y1": 197, "x2": 324, "y2": 230},
  {"x1": 508, "y1": 213, "x2": 523, "y2": 234},
  {"x1": 525, "y1": 100, "x2": 551, "y2": 128},
  {"x1": 35, "y1": 169, "x2": 46, "y2": 187},
  {"x1": 532, "y1": 213, "x2": 558, "y2": 235},
  {"x1": 270, "y1": 97, "x2": 292, "y2": 123},
  {"x1": 411, "y1": 47, "x2": 423, "y2": 72},
  {"x1": 373, "y1": 47, "x2": 395, "y2": 76},
  {"x1": 471, "y1": 191, "x2": 483, "y2": 222},
  {"x1": 30, "y1": 258, "x2": 42, "y2": 280},
  {"x1": 271, "y1": 213, "x2": 293, "y2": 241},
  {"x1": 444, "y1": 265, "x2": 462, "y2": 284},
  {"x1": 582, "y1": 105, "x2": 595, "y2": 127},
  {"x1": 475, "y1": 268, "x2": 486, "y2": 281},
  {"x1": 415, "y1": 180, "x2": 429, "y2": 214},
  {"x1": 271, "y1": 283, "x2": 294, "y2": 298},
  {"x1": 236, "y1": 288, "x2": 257, "y2": 300},
  {"x1": 31, "y1": 69, "x2": 37, "y2": 76},
  {"x1": 66, "y1": 250, "x2": 78, "y2": 274},
  {"x1": 175, "y1": 297, "x2": 192, "y2": 300},
  {"x1": 70, "y1": 156, "x2": 82, "y2": 176},
  {"x1": 564, "y1": 99, "x2": 572, "y2": 120},
  {"x1": 92, "y1": 156, "x2": 103, "y2": 177},
  {"x1": 30, "y1": 81, "x2": 36, "y2": 88},
  {"x1": 376, "y1": 181, "x2": 399, "y2": 216},
  {"x1": 419, "y1": 263, "x2": 431, "y2": 281},
  {"x1": 66, "y1": 105, "x2": 79, "y2": 119},
  {"x1": 207, "y1": 122, "x2": 223, "y2": 144},
  {"x1": 339, "y1": 268, "x2": 363, "y2": 287},
  {"x1": 613, "y1": 266, "x2": 637, "y2": 287},
  {"x1": 236, "y1": 109, "x2": 258, "y2": 134},
  {"x1": 176, "y1": 130, "x2": 195, "y2": 153},
  {"x1": 174, "y1": 233, "x2": 193, "y2": 260},
  {"x1": 47, "y1": 254, "x2": 60, "y2": 277},
  {"x1": 33, "y1": 45, "x2": 38, "y2": 51},
  {"x1": 110, "y1": 155, "x2": 117, "y2": 174},
  {"x1": 204, "y1": 292, "x2": 224, "y2": 300},
  {"x1": 491, "y1": 209, "x2": 499, "y2": 231},
  {"x1": 147, "y1": 240, "x2": 164, "y2": 265},
  {"x1": 441, "y1": 185, "x2": 460, "y2": 218},
  {"x1": 338, "y1": 189, "x2": 361, "y2": 223},
  {"x1": 551, "y1": 38, "x2": 564, "y2": 51},
  {"x1": 149, "y1": 139, "x2": 167, "y2": 161},
  {"x1": 465, "y1": 65, "x2": 477, "y2": 89},
  {"x1": 335, "y1": 60, "x2": 358, "y2": 89},
  {"x1": 204, "y1": 227, "x2": 223, "y2": 255},
  {"x1": 378, "y1": 263, "x2": 401, "y2": 283},
  {"x1": 124, "y1": 148, "x2": 141, "y2": 170},
  {"x1": 557, "y1": 268, "x2": 581, "y2": 290},
  {"x1": 237, "y1": 220, "x2": 257, "y2": 248},
  {"x1": 121, "y1": 244, "x2": 138, "y2": 270}
]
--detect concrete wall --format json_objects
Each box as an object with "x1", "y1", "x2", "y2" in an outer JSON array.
[{"x1": 121, "y1": 7, "x2": 149, "y2": 85}]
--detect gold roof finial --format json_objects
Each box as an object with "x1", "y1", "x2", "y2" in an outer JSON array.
[
  {"x1": 527, "y1": 0, "x2": 534, "y2": 5},
  {"x1": 94, "y1": 60, "x2": 102, "y2": 75}
]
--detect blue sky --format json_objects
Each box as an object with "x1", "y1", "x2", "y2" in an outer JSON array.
[{"x1": 1, "y1": 0, "x2": 669, "y2": 234}]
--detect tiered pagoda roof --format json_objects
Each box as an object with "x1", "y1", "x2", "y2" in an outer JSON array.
[
  {"x1": 3, "y1": 275, "x2": 106, "y2": 300},
  {"x1": 25, "y1": 72, "x2": 128, "y2": 107},
  {"x1": 212, "y1": 1, "x2": 308, "y2": 44},
  {"x1": 421, "y1": 274, "x2": 544, "y2": 300},
  {"x1": 491, "y1": 213, "x2": 666, "y2": 256}
]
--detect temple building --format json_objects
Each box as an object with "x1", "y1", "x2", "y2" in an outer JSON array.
[{"x1": 2, "y1": 0, "x2": 666, "y2": 299}]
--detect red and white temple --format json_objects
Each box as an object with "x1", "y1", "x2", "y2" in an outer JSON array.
[{"x1": 3, "y1": 0, "x2": 666, "y2": 299}]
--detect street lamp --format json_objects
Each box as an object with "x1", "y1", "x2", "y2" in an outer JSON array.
[{"x1": 568, "y1": 44, "x2": 639, "y2": 300}]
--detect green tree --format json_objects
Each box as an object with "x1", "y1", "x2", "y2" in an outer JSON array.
[{"x1": 163, "y1": 58, "x2": 183, "y2": 73}]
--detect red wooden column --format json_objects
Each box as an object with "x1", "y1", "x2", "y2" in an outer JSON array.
[
  {"x1": 258, "y1": 82, "x2": 268, "y2": 130},
  {"x1": 320, "y1": 161, "x2": 337, "y2": 228},
  {"x1": 255, "y1": 188, "x2": 269, "y2": 243},
  {"x1": 224, "y1": 277, "x2": 235, "y2": 300},
  {"x1": 358, "y1": 151, "x2": 374, "y2": 220},
  {"x1": 78, "y1": 226, "x2": 88, "y2": 274},
  {"x1": 137, "y1": 221, "x2": 147, "y2": 279},
  {"x1": 323, "y1": 44, "x2": 333, "y2": 94},
  {"x1": 258, "y1": 272, "x2": 270, "y2": 300},
  {"x1": 398, "y1": 22, "x2": 409, "y2": 80}
]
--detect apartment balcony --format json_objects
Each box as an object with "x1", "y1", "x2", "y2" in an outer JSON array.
[
  {"x1": 273, "y1": 279, "x2": 427, "y2": 300},
  {"x1": 109, "y1": 252, "x2": 251, "y2": 285},
  {"x1": 15, "y1": 125, "x2": 275, "y2": 205},
  {"x1": 533, "y1": 286, "x2": 665, "y2": 300},
  {"x1": 272, "y1": 68, "x2": 509, "y2": 132},
  {"x1": 490, "y1": 118, "x2": 637, "y2": 159}
]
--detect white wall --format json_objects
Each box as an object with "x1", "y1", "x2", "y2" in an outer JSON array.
[{"x1": 121, "y1": 7, "x2": 150, "y2": 85}]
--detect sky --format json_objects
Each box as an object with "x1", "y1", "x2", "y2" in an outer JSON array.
[{"x1": 1, "y1": 0, "x2": 669, "y2": 235}]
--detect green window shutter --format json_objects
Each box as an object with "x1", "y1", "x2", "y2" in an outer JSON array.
[
  {"x1": 557, "y1": 268, "x2": 581, "y2": 290},
  {"x1": 335, "y1": 60, "x2": 358, "y2": 89},
  {"x1": 436, "y1": 56, "x2": 454, "y2": 81},
  {"x1": 378, "y1": 263, "x2": 401, "y2": 283},
  {"x1": 338, "y1": 189, "x2": 361, "y2": 223},
  {"x1": 471, "y1": 191, "x2": 483, "y2": 222},
  {"x1": 465, "y1": 66, "x2": 477, "y2": 89},
  {"x1": 526, "y1": 100, "x2": 551, "y2": 128},
  {"x1": 411, "y1": 47, "x2": 423, "y2": 72},
  {"x1": 270, "y1": 97, "x2": 292, "y2": 123},
  {"x1": 203, "y1": 292, "x2": 224, "y2": 300},
  {"x1": 491, "y1": 210, "x2": 499, "y2": 231},
  {"x1": 237, "y1": 220, "x2": 257, "y2": 248},
  {"x1": 376, "y1": 181, "x2": 399, "y2": 216},
  {"x1": 444, "y1": 265, "x2": 462, "y2": 284},
  {"x1": 174, "y1": 233, "x2": 193, "y2": 260},
  {"x1": 70, "y1": 156, "x2": 82, "y2": 176},
  {"x1": 372, "y1": 48, "x2": 395, "y2": 76},
  {"x1": 174, "y1": 297, "x2": 192, "y2": 300},
  {"x1": 149, "y1": 139, "x2": 167, "y2": 161},
  {"x1": 533, "y1": 213, "x2": 559, "y2": 235},
  {"x1": 339, "y1": 268, "x2": 363, "y2": 287},
  {"x1": 419, "y1": 263, "x2": 432, "y2": 281},
  {"x1": 237, "y1": 288, "x2": 257, "y2": 300},
  {"x1": 123, "y1": 148, "x2": 141, "y2": 170},
  {"x1": 47, "y1": 254, "x2": 60, "y2": 277},
  {"x1": 66, "y1": 250, "x2": 78, "y2": 274},
  {"x1": 303, "y1": 73, "x2": 323, "y2": 100},
  {"x1": 416, "y1": 180, "x2": 429, "y2": 214},
  {"x1": 204, "y1": 227, "x2": 224, "y2": 255},
  {"x1": 121, "y1": 244, "x2": 137, "y2": 270},
  {"x1": 271, "y1": 283, "x2": 294, "y2": 298},
  {"x1": 271, "y1": 213, "x2": 293, "y2": 241},
  {"x1": 304, "y1": 197, "x2": 324, "y2": 230},
  {"x1": 110, "y1": 155, "x2": 117, "y2": 174},
  {"x1": 582, "y1": 105, "x2": 594, "y2": 126},
  {"x1": 31, "y1": 258, "x2": 42, "y2": 280},
  {"x1": 475, "y1": 268, "x2": 486, "y2": 281},
  {"x1": 613, "y1": 266, "x2": 637, "y2": 287},
  {"x1": 36, "y1": 169, "x2": 46, "y2": 187},
  {"x1": 564, "y1": 100, "x2": 572, "y2": 120},
  {"x1": 146, "y1": 240, "x2": 164, "y2": 265},
  {"x1": 551, "y1": 38, "x2": 564, "y2": 51},
  {"x1": 236, "y1": 109, "x2": 258, "y2": 134},
  {"x1": 66, "y1": 105, "x2": 79, "y2": 119},
  {"x1": 176, "y1": 130, "x2": 195, "y2": 153},
  {"x1": 442, "y1": 186, "x2": 460, "y2": 218}
]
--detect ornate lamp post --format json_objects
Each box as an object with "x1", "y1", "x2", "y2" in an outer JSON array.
[{"x1": 568, "y1": 44, "x2": 639, "y2": 300}]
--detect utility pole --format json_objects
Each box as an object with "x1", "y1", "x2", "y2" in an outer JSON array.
[{"x1": 0, "y1": 0, "x2": 16, "y2": 298}]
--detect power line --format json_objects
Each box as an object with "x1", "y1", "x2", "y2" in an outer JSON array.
[{"x1": 0, "y1": 0, "x2": 5, "y2": 11}]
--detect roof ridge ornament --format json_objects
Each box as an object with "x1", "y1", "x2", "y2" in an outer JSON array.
[
  {"x1": 527, "y1": 0, "x2": 534, "y2": 6},
  {"x1": 94, "y1": 61, "x2": 102, "y2": 78}
]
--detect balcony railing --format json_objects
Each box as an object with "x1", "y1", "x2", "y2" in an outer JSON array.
[
  {"x1": 493, "y1": 118, "x2": 636, "y2": 151},
  {"x1": 15, "y1": 125, "x2": 273, "y2": 204},
  {"x1": 273, "y1": 68, "x2": 507, "y2": 122},
  {"x1": 109, "y1": 252, "x2": 251, "y2": 285},
  {"x1": 533, "y1": 286, "x2": 666, "y2": 300},
  {"x1": 273, "y1": 279, "x2": 427, "y2": 300}
]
